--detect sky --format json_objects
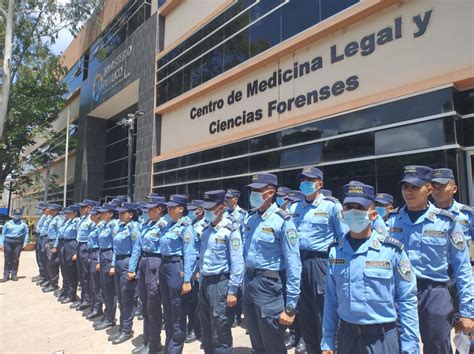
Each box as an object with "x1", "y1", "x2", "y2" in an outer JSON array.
[{"x1": 49, "y1": 0, "x2": 74, "y2": 55}]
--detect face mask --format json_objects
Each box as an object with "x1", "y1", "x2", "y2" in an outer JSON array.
[
  {"x1": 188, "y1": 211, "x2": 197, "y2": 221},
  {"x1": 343, "y1": 209, "x2": 371, "y2": 233},
  {"x1": 375, "y1": 206, "x2": 387, "y2": 218},
  {"x1": 163, "y1": 214, "x2": 172, "y2": 223},
  {"x1": 250, "y1": 191, "x2": 265, "y2": 209},
  {"x1": 299, "y1": 181, "x2": 317, "y2": 196},
  {"x1": 141, "y1": 214, "x2": 148, "y2": 222},
  {"x1": 204, "y1": 210, "x2": 217, "y2": 223},
  {"x1": 13, "y1": 215, "x2": 20, "y2": 221},
  {"x1": 276, "y1": 197, "x2": 286, "y2": 207}
]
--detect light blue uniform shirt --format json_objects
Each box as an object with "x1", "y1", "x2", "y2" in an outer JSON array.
[
  {"x1": 193, "y1": 218, "x2": 207, "y2": 258},
  {"x1": 39, "y1": 215, "x2": 52, "y2": 236},
  {"x1": 387, "y1": 203, "x2": 474, "y2": 318},
  {"x1": 447, "y1": 200, "x2": 474, "y2": 242},
  {"x1": 242, "y1": 203, "x2": 302, "y2": 309},
  {"x1": 159, "y1": 216, "x2": 196, "y2": 282},
  {"x1": 98, "y1": 220, "x2": 118, "y2": 250},
  {"x1": 129, "y1": 217, "x2": 169, "y2": 272},
  {"x1": 47, "y1": 215, "x2": 62, "y2": 241},
  {"x1": 289, "y1": 194, "x2": 348, "y2": 252},
  {"x1": 321, "y1": 231, "x2": 420, "y2": 353},
  {"x1": 76, "y1": 215, "x2": 94, "y2": 243},
  {"x1": 372, "y1": 215, "x2": 388, "y2": 236},
  {"x1": 1, "y1": 219, "x2": 29, "y2": 246},
  {"x1": 225, "y1": 206, "x2": 248, "y2": 227},
  {"x1": 35, "y1": 214, "x2": 46, "y2": 234},
  {"x1": 111, "y1": 221, "x2": 139, "y2": 266},
  {"x1": 200, "y1": 217, "x2": 244, "y2": 295},
  {"x1": 88, "y1": 221, "x2": 105, "y2": 249},
  {"x1": 54, "y1": 217, "x2": 80, "y2": 247}
]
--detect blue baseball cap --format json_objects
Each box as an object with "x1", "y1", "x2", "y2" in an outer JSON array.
[
  {"x1": 187, "y1": 199, "x2": 204, "y2": 211},
  {"x1": 13, "y1": 208, "x2": 22, "y2": 216},
  {"x1": 37, "y1": 202, "x2": 47, "y2": 210},
  {"x1": 375, "y1": 193, "x2": 394, "y2": 205},
  {"x1": 117, "y1": 202, "x2": 139, "y2": 213},
  {"x1": 201, "y1": 190, "x2": 226, "y2": 209},
  {"x1": 288, "y1": 190, "x2": 304, "y2": 203},
  {"x1": 90, "y1": 206, "x2": 103, "y2": 215},
  {"x1": 165, "y1": 195, "x2": 189, "y2": 207},
  {"x1": 431, "y1": 168, "x2": 455, "y2": 185},
  {"x1": 48, "y1": 203, "x2": 62, "y2": 211},
  {"x1": 320, "y1": 189, "x2": 332, "y2": 197},
  {"x1": 98, "y1": 203, "x2": 117, "y2": 213},
  {"x1": 276, "y1": 187, "x2": 291, "y2": 197},
  {"x1": 147, "y1": 192, "x2": 161, "y2": 200},
  {"x1": 225, "y1": 189, "x2": 241, "y2": 199},
  {"x1": 247, "y1": 173, "x2": 278, "y2": 189},
  {"x1": 298, "y1": 166, "x2": 323, "y2": 180},
  {"x1": 145, "y1": 197, "x2": 167, "y2": 209},
  {"x1": 343, "y1": 182, "x2": 375, "y2": 209},
  {"x1": 400, "y1": 165, "x2": 433, "y2": 186},
  {"x1": 77, "y1": 199, "x2": 97, "y2": 207},
  {"x1": 64, "y1": 205, "x2": 80, "y2": 214}
]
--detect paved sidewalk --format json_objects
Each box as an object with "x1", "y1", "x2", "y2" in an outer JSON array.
[{"x1": 0, "y1": 250, "x2": 252, "y2": 353}]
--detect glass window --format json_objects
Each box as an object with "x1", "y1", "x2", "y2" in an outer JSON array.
[
  {"x1": 282, "y1": 0, "x2": 319, "y2": 41},
  {"x1": 454, "y1": 89, "x2": 474, "y2": 115},
  {"x1": 153, "y1": 173, "x2": 164, "y2": 187},
  {"x1": 280, "y1": 143, "x2": 321, "y2": 168},
  {"x1": 321, "y1": 0, "x2": 358, "y2": 20},
  {"x1": 281, "y1": 123, "x2": 322, "y2": 146},
  {"x1": 463, "y1": 118, "x2": 474, "y2": 147},
  {"x1": 280, "y1": 169, "x2": 300, "y2": 189},
  {"x1": 249, "y1": 132, "x2": 281, "y2": 152},
  {"x1": 223, "y1": 140, "x2": 249, "y2": 158},
  {"x1": 201, "y1": 146, "x2": 223, "y2": 163},
  {"x1": 249, "y1": 151, "x2": 280, "y2": 172},
  {"x1": 222, "y1": 156, "x2": 249, "y2": 176},
  {"x1": 104, "y1": 159, "x2": 128, "y2": 181},
  {"x1": 374, "y1": 120, "x2": 444, "y2": 155},
  {"x1": 105, "y1": 141, "x2": 129, "y2": 162},
  {"x1": 164, "y1": 171, "x2": 178, "y2": 185},
  {"x1": 249, "y1": 2, "x2": 282, "y2": 57},
  {"x1": 322, "y1": 132, "x2": 374, "y2": 161},
  {"x1": 199, "y1": 162, "x2": 222, "y2": 180}
]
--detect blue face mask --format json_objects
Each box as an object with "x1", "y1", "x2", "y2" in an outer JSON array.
[
  {"x1": 204, "y1": 210, "x2": 217, "y2": 223},
  {"x1": 141, "y1": 214, "x2": 148, "y2": 222},
  {"x1": 375, "y1": 206, "x2": 387, "y2": 218},
  {"x1": 250, "y1": 191, "x2": 265, "y2": 209},
  {"x1": 13, "y1": 215, "x2": 21, "y2": 221},
  {"x1": 343, "y1": 209, "x2": 371, "y2": 233},
  {"x1": 299, "y1": 181, "x2": 317, "y2": 196},
  {"x1": 276, "y1": 197, "x2": 286, "y2": 207},
  {"x1": 188, "y1": 211, "x2": 197, "y2": 221}
]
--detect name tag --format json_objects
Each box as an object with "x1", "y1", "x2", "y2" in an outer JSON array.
[
  {"x1": 329, "y1": 258, "x2": 345, "y2": 265},
  {"x1": 215, "y1": 238, "x2": 227, "y2": 244},
  {"x1": 313, "y1": 211, "x2": 328, "y2": 217},
  {"x1": 261, "y1": 227, "x2": 274, "y2": 234},
  {"x1": 365, "y1": 260, "x2": 391, "y2": 269},
  {"x1": 423, "y1": 230, "x2": 446, "y2": 237},
  {"x1": 390, "y1": 227, "x2": 403, "y2": 233}
]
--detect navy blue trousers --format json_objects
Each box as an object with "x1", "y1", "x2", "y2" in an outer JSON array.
[
  {"x1": 45, "y1": 239, "x2": 59, "y2": 287},
  {"x1": 60, "y1": 239, "x2": 78, "y2": 298},
  {"x1": 89, "y1": 249, "x2": 103, "y2": 312},
  {"x1": 35, "y1": 234, "x2": 45, "y2": 277},
  {"x1": 77, "y1": 242, "x2": 91, "y2": 302},
  {"x1": 138, "y1": 254, "x2": 163, "y2": 351},
  {"x1": 337, "y1": 320, "x2": 399, "y2": 353},
  {"x1": 39, "y1": 235, "x2": 50, "y2": 283},
  {"x1": 100, "y1": 249, "x2": 116, "y2": 322},
  {"x1": 199, "y1": 274, "x2": 234, "y2": 354},
  {"x1": 243, "y1": 271, "x2": 286, "y2": 354},
  {"x1": 114, "y1": 256, "x2": 136, "y2": 334},
  {"x1": 159, "y1": 259, "x2": 187, "y2": 354},
  {"x1": 418, "y1": 285, "x2": 454, "y2": 354},
  {"x1": 3, "y1": 238, "x2": 23, "y2": 276}
]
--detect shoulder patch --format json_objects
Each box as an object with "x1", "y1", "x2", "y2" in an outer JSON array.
[
  {"x1": 276, "y1": 209, "x2": 291, "y2": 220},
  {"x1": 286, "y1": 229, "x2": 298, "y2": 245},
  {"x1": 435, "y1": 208, "x2": 456, "y2": 222},
  {"x1": 183, "y1": 231, "x2": 192, "y2": 243},
  {"x1": 131, "y1": 230, "x2": 138, "y2": 241},
  {"x1": 397, "y1": 259, "x2": 413, "y2": 281},
  {"x1": 231, "y1": 237, "x2": 241, "y2": 251},
  {"x1": 461, "y1": 205, "x2": 474, "y2": 215},
  {"x1": 450, "y1": 232, "x2": 466, "y2": 251},
  {"x1": 383, "y1": 236, "x2": 404, "y2": 251},
  {"x1": 324, "y1": 196, "x2": 340, "y2": 204}
]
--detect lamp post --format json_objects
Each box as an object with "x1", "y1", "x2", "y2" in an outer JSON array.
[{"x1": 116, "y1": 110, "x2": 145, "y2": 202}]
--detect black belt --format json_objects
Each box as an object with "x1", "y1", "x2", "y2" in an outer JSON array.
[
  {"x1": 78, "y1": 241, "x2": 87, "y2": 245},
  {"x1": 116, "y1": 254, "x2": 131, "y2": 260},
  {"x1": 5, "y1": 237, "x2": 23, "y2": 241},
  {"x1": 100, "y1": 248, "x2": 113, "y2": 252},
  {"x1": 203, "y1": 273, "x2": 230, "y2": 283},
  {"x1": 300, "y1": 250, "x2": 328, "y2": 259},
  {"x1": 63, "y1": 239, "x2": 76, "y2": 243},
  {"x1": 246, "y1": 268, "x2": 281, "y2": 280},
  {"x1": 416, "y1": 278, "x2": 447, "y2": 290},
  {"x1": 162, "y1": 255, "x2": 182, "y2": 263},
  {"x1": 341, "y1": 320, "x2": 396, "y2": 336},
  {"x1": 142, "y1": 251, "x2": 161, "y2": 258},
  {"x1": 89, "y1": 248, "x2": 99, "y2": 251}
]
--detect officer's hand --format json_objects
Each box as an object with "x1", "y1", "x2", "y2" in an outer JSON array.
[
  {"x1": 279, "y1": 311, "x2": 295, "y2": 326},
  {"x1": 109, "y1": 267, "x2": 115, "y2": 276},
  {"x1": 128, "y1": 272, "x2": 136, "y2": 281},
  {"x1": 226, "y1": 294, "x2": 238, "y2": 308},
  {"x1": 322, "y1": 351, "x2": 334, "y2": 354},
  {"x1": 181, "y1": 282, "x2": 192, "y2": 295},
  {"x1": 72, "y1": 254, "x2": 77, "y2": 261},
  {"x1": 96, "y1": 263, "x2": 100, "y2": 272},
  {"x1": 52, "y1": 247, "x2": 58, "y2": 254},
  {"x1": 194, "y1": 272, "x2": 200, "y2": 281},
  {"x1": 457, "y1": 317, "x2": 474, "y2": 333}
]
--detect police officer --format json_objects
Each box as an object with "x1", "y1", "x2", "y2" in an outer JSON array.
[
  {"x1": 243, "y1": 173, "x2": 302, "y2": 354},
  {"x1": 128, "y1": 196, "x2": 168, "y2": 354},
  {"x1": 288, "y1": 167, "x2": 347, "y2": 354},
  {"x1": 38, "y1": 206, "x2": 52, "y2": 288},
  {"x1": 321, "y1": 182, "x2": 420, "y2": 354},
  {"x1": 55, "y1": 206, "x2": 72, "y2": 301},
  {"x1": 32, "y1": 202, "x2": 48, "y2": 283},
  {"x1": 199, "y1": 190, "x2": 244, "y2": 354},
  {"x1": 86, "y1": 206, "x2": 104, "y2": 320},
  {"x1": 160, "y1": 194, "x2": 196, "y2": 354},
  {"x1": 94, "y1": 202, "x2": 119, "y2": 331},
  {"x1": 224, "y1": 189, "x2": 248, "y2": 227},
  {"x1": 57, "y1": 205, "x2": 81, "y2": 304},
  {"x1": 1, "y1": 208, "x2": 29, "y2": 281},
  {"x1": 74, "y1": 199, "x2": 98, "y2": 311},
  {"x1": 275, "y1": 187, "x2": 291, "y2": 210},
  {"x1": 109, "y1": 202, "x2": 139, "y2": 344},
  {"x1": 374, "y1": 193, "x2": 395, "y2": 222},
  {"x1": 184, "y1": 199, "x2": 204, "y2": 344},
  {"x1": 387, "y1": 165, "x2": 474, "y2": 353},
  {"x1": 43, "y1": 203, "x2": 62, "y2": 293}
]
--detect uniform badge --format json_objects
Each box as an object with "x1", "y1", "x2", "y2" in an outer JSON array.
[
  {"x1": 313, "y1": 211, "x2": 328, "y2": 217},
  {"x1": 366, "y1": 260, "x2": 390, "y2": 269},
  {"x1": 450, "y1": 232, "x2": 466, "y2": 251},
  {"x1": 183, "y1": 232, "x2": 192, "y2": 243},
  {"x1": 376, "y1": 226, "x2": 383, "y2": 235},
  {"x1": 131, "y1": 231, "x2": 138, "y2": 241},
  {"x1": 262, "y1": 227, "x2": 274, "y2": 234},
  {"x1": 231, "y1": 238, "x2": 241, "y2": 251},
  {"x1": 329, "y1": 258, "x2": 345, "y2": 265},
  {"x1": 286, "y1": 229, "x2": 298, "y2": 246},
  {"x1": 427, "y1": 212, "x2": 436, "y2": 221},
  {"x1": 397, "y1": 259, "x2": 412, "y2": 281},
  {"x1": 372, "y1": 239, "x2": 381, "y2": 249},
  {"x1": 389, "y1": 227, "x2": 403, "y2": 233}
]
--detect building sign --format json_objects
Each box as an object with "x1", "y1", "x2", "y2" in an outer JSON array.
[
  {"x1": 160, "y1": 0, "x2": 473, "y2": 156},
  {"x1": 92, "y1": 45, "x2": 133, "y2": 103}
]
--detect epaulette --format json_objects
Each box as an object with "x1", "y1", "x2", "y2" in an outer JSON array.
[
  {"x1": 383, "y1": 236, "x2": 404, "y2": 251},
  {"x1": 225, "y1": 224, "x2": 236, "y2": 232},
  {"x1": 387, "y1": 208, "x2": 399, "y2": 216},
  {"x1": 227, "y1": 214, "x2": 237, "y2": 223},
  {"x1": 324, "y1": 196, "x2": 340, "y2": 204},
  {"x1": 275, "y1": 209, "x2": 291, "y2": 220},
  {"x1": 461, "y1": 205, "x2": 474, "y2": 215},
  {"x1": 434, "y1": 208, "x2": 456, "y2": 222},
  {"x1": 181, "y1": 219, "x2": 190, "y2": 227},
  {"x1": 238, "y1": 209, "x2": 247, "y2": 214}
]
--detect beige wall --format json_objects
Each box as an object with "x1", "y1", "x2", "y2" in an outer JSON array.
[
  {"x1": 158, "y1": 0, "x2": 474, "y2": 160},
  {"x1": 163, "y1": 0, "x2": 229, "y2": 48}
]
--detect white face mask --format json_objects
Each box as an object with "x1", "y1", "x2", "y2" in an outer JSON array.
[
  {"x1": 250, "y1": 191, "x2": 265, "y2": 209},
  {"x1": 343, "y1": 209, "x2": 371, "y2": 233}
]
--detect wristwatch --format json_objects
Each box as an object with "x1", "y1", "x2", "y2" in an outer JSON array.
[{"x1": 285, "y1": 305, "x2": 295, "y2": 315}]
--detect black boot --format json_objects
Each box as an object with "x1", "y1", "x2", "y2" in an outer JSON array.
[
  {"x1": 295, "y1": 337, "x2": 307, "y2": 354},
  {"x1": 285, "y1": 333, "x2": 297, "y2": 349},
  {"x1": 77, "y1": 301, "x2": 91, "y2": 311},
  {"x1": 61, "y1": 296, "x2": 78, "y2": 304},
  {"x1": 94, "y1": 320, "x2": 116, "y2": 331},
  {"x1": 43, "y1": 284, "x2": 59, "y2": 293},
  {"x1": 149, "y1": 343, "x2": 163, "y2": 354},
  {"x1": 86, "y1": 310, "x2": 103, "y2": 320},
  {"x1": 185, "y1": 330, "x2": 197, "y2": 343},
  {"x1": 32, "y1": 275, "x2": 43, "y2": 282},
  {"x1": 112, "y1": 331, "x2": 134, "y2": 345},
  {"x1": 11, "y1": 272, "x2": 18, "y2": 281}
]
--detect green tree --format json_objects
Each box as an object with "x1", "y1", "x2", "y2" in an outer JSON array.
[{"x1": 0, "y1": 0, "x2": 103, "y2": 193}]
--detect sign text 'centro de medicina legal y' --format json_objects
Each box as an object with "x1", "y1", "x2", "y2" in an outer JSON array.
[{"x1": 159, "y1": 0, "x2": 474, "y2": 156}]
